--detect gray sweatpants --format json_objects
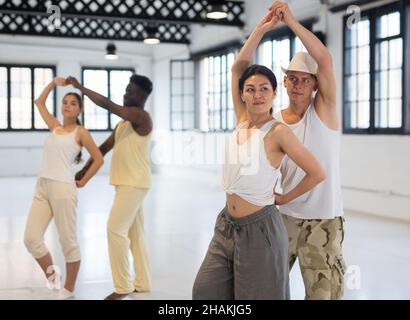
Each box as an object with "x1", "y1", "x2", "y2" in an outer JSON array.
[{"x1": 193, "y1": 205, "x2": 290, "y2": 300}]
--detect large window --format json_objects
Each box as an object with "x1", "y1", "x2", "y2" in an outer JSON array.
[
  {"x1": 0, "y1": 65, "x2": 56, "y2": 131},
  {"x1": 257, "y1": 34, "x2": 307, "y2": 112},
  {"x1": 198, "y1": 50, "x2": 236, "y2": 132},
  {"x1": 170, "y1": 60, "x2": 195, "y2": 131},
  {"x1": 82, "y1": 67, "x2": 134, "y2": 131},
  {"x1": 343, "y1": 3, "x2": 407, "y2": 134}
]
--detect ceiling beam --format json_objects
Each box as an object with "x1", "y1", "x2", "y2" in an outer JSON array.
[
  {"x1": 0, "y1": 12, "x2": 191, "y2": 44},
  {"x1": 0, "y1": 0, "x2": 245, "y2": 27}
]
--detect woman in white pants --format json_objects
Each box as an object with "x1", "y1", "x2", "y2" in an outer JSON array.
[{"x1": 24, "y1": 77, "x2": 104, "y2": 299}]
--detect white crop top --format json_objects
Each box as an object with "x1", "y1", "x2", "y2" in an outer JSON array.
[
  {"x1": 222, "y1": 119, "x2": 283, "y2": 206},
  {"x1": 38, "y1": 126, "x2": 82, "y2": 184}
]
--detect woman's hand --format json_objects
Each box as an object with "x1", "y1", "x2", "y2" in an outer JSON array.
[
  {"x1": 274, "y1": 192, "x2": 289, "y2": 205},
  {"x1": 66, "y1": 76, "x2": 81, "y2": 89},
  {"x1": 53, "y1": 77, "x2": 67, "y2": 86},
  {"x1": 256, "y1": 9, "x2": 281, "y2": 34},
  {"x1": 269, "y1": 1, "x2": 296, "y2": 26}
]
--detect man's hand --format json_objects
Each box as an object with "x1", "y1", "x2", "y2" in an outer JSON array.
[
  {"x1": 75, "y1": 158, "x2": 94, "y2": 181},
  {"x1": 75, "y1": 167, "x2": 87, "y2": 181},
  {"x1": 75, "y1": 179, "x2": 87, "y2": 188},
  {"x1": 269, "y1": 1, "x2": 296, "y2": 25},
  {"x1": 66, "y1": 76, "x2": 81, "y2": 89}
]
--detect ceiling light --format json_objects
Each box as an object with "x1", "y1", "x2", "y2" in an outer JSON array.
[
  {"x1": 105, "y1": 43, "x2": 118, "y2": 60},
  {"x1": 144, "y1": 26, "x2": 160, "y2": 44},
  {"x1": 207, "y1": 1, "x2": 228, "y2": 20}
]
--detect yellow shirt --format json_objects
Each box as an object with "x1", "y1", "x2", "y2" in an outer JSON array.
[{"x1": 110, "y1": 120, "x2": 151, "y2": 188}]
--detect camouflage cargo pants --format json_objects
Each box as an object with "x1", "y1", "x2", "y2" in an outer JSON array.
[{"x1": 282, "y1": 215, "x2": 346, "y2": 300}]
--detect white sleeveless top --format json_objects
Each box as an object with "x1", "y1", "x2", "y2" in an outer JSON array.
[
  {"x1": 274, "y1": 105, "x2": 344, "y2": 219},
  {"x1": 222, "y1": 119, "x2": 283, "y2": 206},
  {"x1": 38, "y1": 126, "x2": 82, "y2": 185}
]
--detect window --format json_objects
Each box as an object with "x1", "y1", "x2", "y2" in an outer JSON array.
[
  {"x1": 344, "y1": 18, "x2": 371, "y2": 129},
  {"x1": 257, "y1": 34, "x2": 307, "y2": 112},
  {"x1": 82, "y1": 67, "x2": 134, "y2": 130},
  {"x1": 343, "y1": 3, "x2": 407, "y2": 134},
  {"x1": 0, "y1": 64, "x2": 56, "y2": 131},
  {"x1": 375, "y1": 12, "x2": 402, "y2": 129},
  {"x1": 198, "y1": 51, "x2": 236, "y2": 132},
  {"x1": 170, "y1": 60, "x2": 195, "y2": 131}
]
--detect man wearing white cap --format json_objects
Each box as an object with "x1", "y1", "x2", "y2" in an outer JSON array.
[{"x1": 270, "y1": 1, "x2": 346, "y2": 299}]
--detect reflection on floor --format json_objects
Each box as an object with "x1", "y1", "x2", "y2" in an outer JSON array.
[{"x1": 1, "y1": 173, "x2": 409, "y2": 300}]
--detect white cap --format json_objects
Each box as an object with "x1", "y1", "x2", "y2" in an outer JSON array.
[{"x1": 281, "y1": 52, "x2": 318, "y2": 76}]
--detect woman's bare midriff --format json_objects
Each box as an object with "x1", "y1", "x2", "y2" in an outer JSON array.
[{"x1": 226, "y1": 193, "x2": 266, "y2": 218}]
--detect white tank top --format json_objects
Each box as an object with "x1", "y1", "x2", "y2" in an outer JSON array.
[
  {"x1": 222, "y1": 119, "x2": 283, "y2": 206},
  {"x1": 38, "y1": 126, "x2": 82, "y2": 185},
  {"x1": 274, "y1": 105, "x2": 344, "y2": 219}
]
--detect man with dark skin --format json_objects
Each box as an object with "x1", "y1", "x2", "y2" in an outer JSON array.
[{"x1": 67, "y1": 75, "x2": 154, "y2": 300}]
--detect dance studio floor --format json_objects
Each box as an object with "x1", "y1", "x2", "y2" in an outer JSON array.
[{"x1": 1, "y1": 170, "x2": 410, "y2": 300}]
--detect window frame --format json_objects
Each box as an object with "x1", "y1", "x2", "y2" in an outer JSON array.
[
  {"x1": 192, "y1": 45, "x2": 239, "y2": 133},
  {"x1": 342, "y1": 2, "x2": 408, "y2": 135},
  {"x1": 0, "y1": 63, "x2": 57, "y2": 132},
  {"x1": 169, "y1": 59, "x2": 196, "y2": 131},
  {"x1": 81, "y1": 66, "x2": 135, "y2": 132},
  {"x1": 204, "y1": 49, "x2": 237, "y2": 132}
]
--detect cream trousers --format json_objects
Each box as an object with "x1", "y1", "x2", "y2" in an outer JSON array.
[
  {"x1": 24, "y1": 178, "x2": 80, "y2": 263},
  {"x1": 107, "y1": 185, "x2": 151, "y2": 294}
]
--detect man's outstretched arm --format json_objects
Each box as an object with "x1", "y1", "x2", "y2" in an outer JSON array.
[
  {"x1": 66, "y1": 76, "x2": 151, "y2": 128},
  {"x1": 270, "y1": 1, "x2": 338, "y2": 128}
]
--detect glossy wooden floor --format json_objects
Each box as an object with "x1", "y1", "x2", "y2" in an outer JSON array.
[{"x1": 0, "y1": 172, "x2": 409, "y2": 300}]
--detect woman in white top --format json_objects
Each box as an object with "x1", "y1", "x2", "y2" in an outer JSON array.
[
  {"x1": 24, "y1": 77, "x2": 104, "y2": 299},
  {"x1": 192, "y1": 11, "x2": 325, "y2": 299}
]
